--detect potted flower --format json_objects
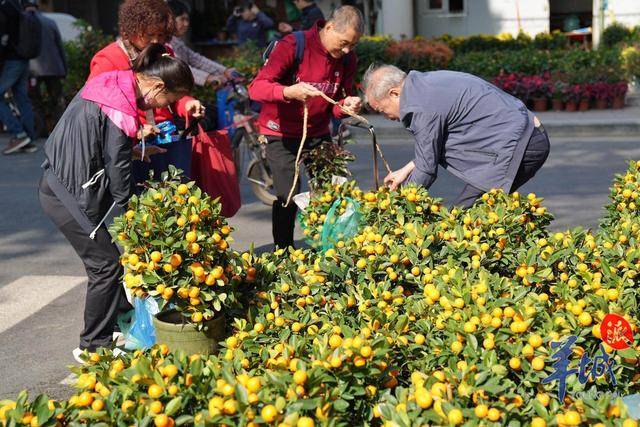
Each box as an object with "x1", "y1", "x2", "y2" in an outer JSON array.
[
  {"x1": 611, "y1": 81, "x2": 628, "y2": 109},
  {"x1": 550, "y1": 80, "x2": 568, "y2": 111},
  {"x1": 578, "y1": 83, "x2": 592, "y2": 111},
  {"x1": 590, "y1": 81, "x2": 610, "y2": 109},
  {"x1": 110, "y1": 167, "x2": 253, "y2": 355},
  {"x1": 521, "y1": 74, "x2": 550, "y2": 112},
  {"x1": 564, "y1": 84, "x2": 582, "y2": 112}
]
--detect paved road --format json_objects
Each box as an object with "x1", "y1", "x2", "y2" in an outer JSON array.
[{"x1": 1, "y1": 133, "x2": 639, "y2": 400}]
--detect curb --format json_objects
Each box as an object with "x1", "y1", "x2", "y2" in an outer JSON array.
[{"x1": 352, "y1": 121, "x2": 640, "y2": 139}]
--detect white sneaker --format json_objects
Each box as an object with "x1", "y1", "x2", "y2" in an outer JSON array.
[
  {"x1": 113, "y1": 331, "x2": 125, "y2": 347},
  {"x1": 72, "y1": 347, "x2": 87, "y2": 364},
  {"x1": 72, "y1": 347, "x2": 128, "y2": 365}
]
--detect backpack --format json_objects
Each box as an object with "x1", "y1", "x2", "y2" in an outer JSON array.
[
  {"x1": 262, "y1": 31, "x2": 354, "y2": 84},
  {"x1": 14, "y1": 8, "x2": 42, "y2": 59}
]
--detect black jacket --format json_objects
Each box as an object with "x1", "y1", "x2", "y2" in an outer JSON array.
[
  {"x1": 0, "y1": 0, "x2": 21, "y2": 60},
  {"x1": 300, "y1": 4, "x2": 324, "y2": 31},
  {"x1": 42, "y1": 92, "x2": 133, "y2": 235}
]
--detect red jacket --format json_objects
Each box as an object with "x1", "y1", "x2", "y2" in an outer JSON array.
[
  {"x1": 248, "y1": 21, "x2": 357, "y2": 138},
  {"x1": 88, "y1": 41, "x2": 193, "y2": 125}
]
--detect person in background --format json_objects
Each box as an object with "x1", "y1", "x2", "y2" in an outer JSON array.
[
  {"x1": 168, "y1": 0, "x2": 235, "y2": 88},
  {"x1": 226, "y1": 1, "x2": 274, "y2": 47},
  {"x1": 39, "y1": 44, "x2": 195, "y2": 362},
  {"x1": 248, "y1": 6, "x2": 363, "y2": 248},
  {"x1": 28, "y1": 0, "x2": 67, "y2": 130},
  {"x1": 278, "y1": 0, "x2": 325, "y2": 33},
  {"x1": 0, "y1": 0, "x2": 39, "y2": 154},
  {"x1": 363, "y1": 65, "x2": 550, "y2": 207},
  {"x1": 89, "y1": 0, "x2": 205, "y2": 173}
]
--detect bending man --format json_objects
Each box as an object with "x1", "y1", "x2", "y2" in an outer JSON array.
[{"x1": 363, "y1": 65, "x2": 550, "y2": 207}]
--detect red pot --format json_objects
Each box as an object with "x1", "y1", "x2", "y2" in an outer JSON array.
[
  {"x1": 595, "y1": 98, "x2": 609, "y2": 109},
  {"x1": 612, "y1": 95, "x2": 625, "y2": 109},
  {"x1": 532, "y1": 98, "x2": 548, "y2": 112},
  {"x1": 565, "y1": 100, "x2": 578, "y2": 112},
  {"x1": 551, "y1": 99, "x2": 564, "y2": 111},
  {"x1": 578, "y1": 99, "x2": 590, "y2": 111}
]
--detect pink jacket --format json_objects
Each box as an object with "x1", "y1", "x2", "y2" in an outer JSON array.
[{"x1": 81, "y1": 69, "x2": 140, "y2": 138}]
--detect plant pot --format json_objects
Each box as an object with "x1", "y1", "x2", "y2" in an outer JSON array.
[
  {"x1": 578, "y1": 99, "x2": 590, "y2": 111},
  {"x1": 551, "y1": 99, "x2": 564, "y2": 111},
  {"x1": 565, "y1": 100, "x2": 578, "y2": 112},
  {"x1": 612, "y1": 95, "x2": 626, "y2": 109},
  {"x1": 532, "y1": 98, "x2": 548, "y2": 112},
  {"x1": 154, "y1": 309, "x2": 226, "y2": 355},
  {"x1": 595, "y1": 98, "x2": 609, "y2": 109}
]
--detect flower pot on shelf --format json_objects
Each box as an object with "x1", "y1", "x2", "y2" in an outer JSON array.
[
  {"x1": 612, "y1": 95, "x2": 625, "y2": 109},
  {"x1": 565, "y1": 100, "x2": 578, "y2": 112},
  {"x1": 594, "y1": 98, "x2": 609, "y2": 109},
  {"x1": 532, "y1": 98, "x2": 548, "y2": 112},
  {"x1": 578, "y1": 99, "x2": 590, "y2": 111},
  {"x1": 154, "y1": 309, "x2": 226, "y2": 355},
  {"x1": 551, "y1": 99, "x2": 564, "y2": 111}
]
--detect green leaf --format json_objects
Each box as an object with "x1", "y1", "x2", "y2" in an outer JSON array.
[{"x1": 165, "y1": 397, "x2": 183, "y2": 416}]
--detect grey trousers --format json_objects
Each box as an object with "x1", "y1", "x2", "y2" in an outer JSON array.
[
  {"x1": 453, "y1": 126, "x2": 551, "y2": 208},
  {"x1": 39, "y1": 177, "x2": 131, "y2": 351}
]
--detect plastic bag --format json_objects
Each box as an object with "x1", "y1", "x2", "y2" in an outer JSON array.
[
  {"x1": 623, "y1": 393, "x2": 640, "y2": 420},
  {"x1": 191, "y1": 126, "x2": 241, "y2": 217},
  {"x1": 117, "y1": 297, "x2": 160, "y2": 351},
  {"x1": 320, "y1": 197, "x2": 362, "y2": 251}
]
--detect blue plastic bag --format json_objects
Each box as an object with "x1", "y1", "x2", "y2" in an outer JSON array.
[
  {"x1": 117, "y1": 297, "x2": 160, "y2": 350},
  {"x1": 321, "y1": 197, "x2": 362, "y2": 251},
  {"x1": 216, "y1": 88, "x2": 236, "y2": 137}
]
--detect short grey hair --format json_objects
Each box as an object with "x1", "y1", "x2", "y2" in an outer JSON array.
[
  {"x1": 363, "y1": 63, "x2": 407, "y2": 103},
  {"x1": 328, "y1": 5, "x2": 365, "y2": 34}
]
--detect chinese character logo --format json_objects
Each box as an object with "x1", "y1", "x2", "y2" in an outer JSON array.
[
  {"x1": 542, "y1": 335, "x2": 617, "y2": 401},
  {"x1": 601, "y1": 313, "x2": 634, "y2": 350}
]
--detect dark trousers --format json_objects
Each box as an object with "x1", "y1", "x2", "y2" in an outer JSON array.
[
  {"x1": 453, "y1": 126, "x2": 551, "y2": 208},
  {"x1": 265, "y1": 134, "x2": 330, "y2": 248},
  {"x1": 39, "y1": 178, "x2": 132, "y2": 351}
]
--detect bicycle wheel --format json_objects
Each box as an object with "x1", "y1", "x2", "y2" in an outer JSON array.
[
  {"x1": 231, "y1": 129, "x2": 250, "y2": 181},
  {"x1": 247, "y1": 157, "x2": 276, "y2": 205}
]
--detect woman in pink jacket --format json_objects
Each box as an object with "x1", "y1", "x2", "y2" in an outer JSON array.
[{"x1": 39, "y1": 44, "x2": 195, "y2": 361}]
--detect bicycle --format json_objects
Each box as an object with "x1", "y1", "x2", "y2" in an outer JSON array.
[{"x1": 219, "y1": 78, "x2": 277, "y2": 205}]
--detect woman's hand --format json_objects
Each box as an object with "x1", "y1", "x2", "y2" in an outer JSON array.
[
  {"x1": 206, "y1": 74, "x2": 223, "y2": 88},
  {"x1": 132, "y1": 144, "x2": 166, "y2": 163},
  {"x1": 136, "y1": 124, "x2": 159, "y2": 141},
  {"x1": 342, "y1": 96, "x2": 363, "y2": 114},
  {"x1": 224, "y1": 68, "x2": 238, "y2": 80},
  {"x1": 384, "y1": 161, "x2": 415, "y2": 190},
  {"x1": 185, "y1": 99, "x2": 206, "y2": 119}
]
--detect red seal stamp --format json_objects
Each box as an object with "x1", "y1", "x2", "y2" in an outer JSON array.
[{"x1": 600, "y1": 313, "x2": 634, "y2": 350}]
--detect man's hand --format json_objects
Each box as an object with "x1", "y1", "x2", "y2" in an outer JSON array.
[
  {"x1": 132, "y1": 144, "x2": 166, "y2": 163},
  {"x1": 136, "y1": 124, "x2": 159, "y2": 141},
  {"x1": 342, "y1": 96, "x2": 363, "y2": 114},
  {"x1": 279, "y1": 22, "x2": 293, "y2": 33},
  {"x1": 185, "y1": 99, "x2": 206, "y2": 119},
  {"x1": 283, "y1": 83, "x2": 323, "y2": 102},
  {"x1": 384, "y1": 161, "x2": 415, "y2": 190}
]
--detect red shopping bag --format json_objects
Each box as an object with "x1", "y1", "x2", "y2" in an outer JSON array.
[{"x1": 190, "y1": 125, "x2": 241, "y2": 217}]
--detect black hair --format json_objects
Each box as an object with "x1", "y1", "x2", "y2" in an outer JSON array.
[
  {"x1": 132, "y1": 43, "x2": 194, "y2": 94},
  {"x1": 167, "y1": 0, "x2": 190, "y2": 17},
  {"x1": 239, "y1": 1, "x2": 254, "y2": 10}
]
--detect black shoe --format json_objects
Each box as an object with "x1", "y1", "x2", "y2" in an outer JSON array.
[{"x1": 21, "y1": 143, "x2": 38, "y2": 153}]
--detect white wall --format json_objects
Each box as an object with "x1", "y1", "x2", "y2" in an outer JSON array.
[
  {"x1": 593, "y1": 0, "x2": 640, "y2": 46},
  {"x1": 414, "y1": 0, "x2": 550, "y2": 38}
]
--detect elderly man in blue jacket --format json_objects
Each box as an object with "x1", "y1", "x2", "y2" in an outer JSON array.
[{"x1": 363, "y1": 64, "x2": 550, "y2": 207}]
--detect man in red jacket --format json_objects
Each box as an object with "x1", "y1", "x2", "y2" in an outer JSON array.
[{"x1": 249, "y1": 5, "x2": 364, "y2": 248}]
